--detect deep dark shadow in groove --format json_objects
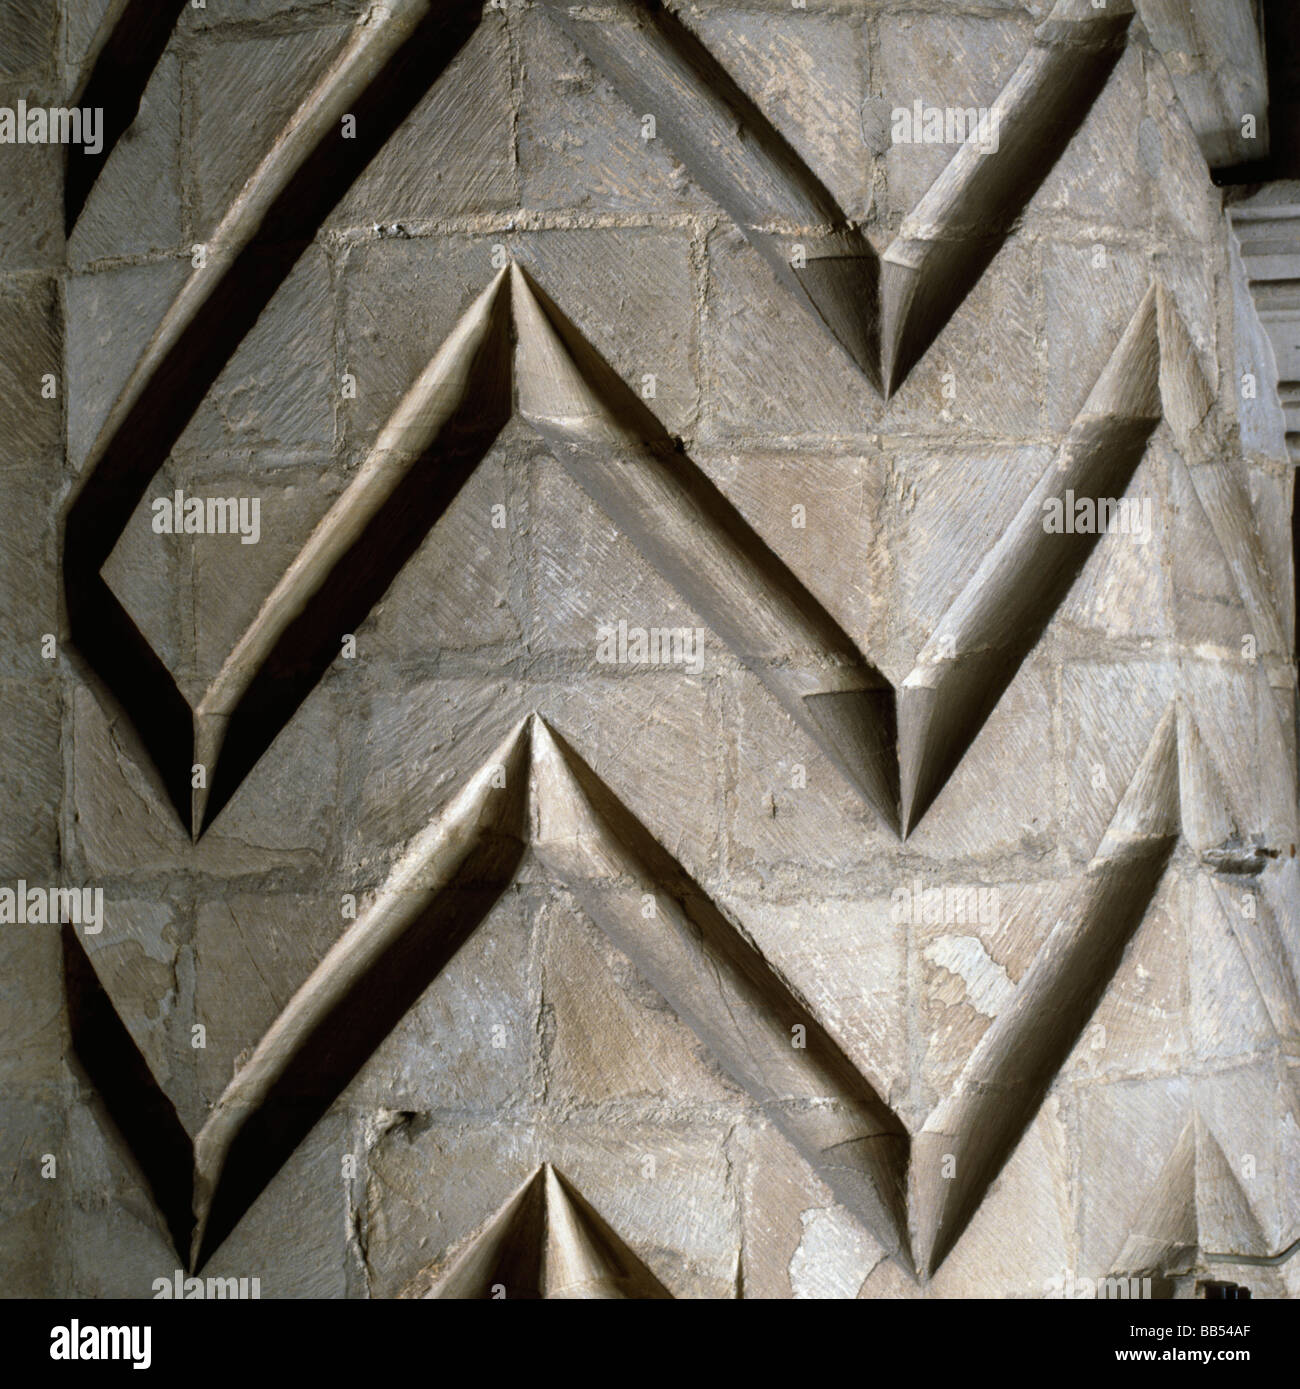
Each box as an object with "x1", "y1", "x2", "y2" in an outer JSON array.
[
  {"x1": 63, "y1": 1, "x2": 485, "y2": 836},
  {"x1": 902, "y1": 416, "x2": 1160, "y2": 835},
  {"x1": 63, "y1": 925, "x2": 195, "y2": 1263},
  {"x1": 67, "y1": 577, "x2": 196, "y2": 827},
  {"x1": 201, "y1": 325, "x2": 513, "y2": 834},
  {"x1": 1214, "y1": 0, "x2": 1300, "y2": 184},
  {"x1": 884, "y1": 14, "x2": 1130, "y2": 393},
  {"x1": 474, "y1": 1169, "x2": 547, "y2": 1298},
  {"x1": 195, "y1": 837, "x2": 527, "y2": 1271},
  {"x1": 926, "y1": 846, "x2": 1178, "y2": 1277},
  {"x1": 539, "y1": 723, "x2": 911, "y2": 1246},
  {"x1": 65, "y1": 0, "x2": 190, "y2": 235}
]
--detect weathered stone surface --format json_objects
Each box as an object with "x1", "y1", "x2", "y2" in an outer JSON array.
[
  {"x1": 2, "y1": 0, "x2": 1297, "y2": 1303},
  {"x1": 188, "y1": 23, "x2": 352, "y2": 235},
  {"x1": 0, "y1": 92, "x2": 61, "y2": 271},
  {"x1": 517, "y1": 7, "x2": 711, "y2": 219},
  {"x1": 0, "y1": 0, "x2": 56, "y2": 79},
  {"x1": 64, "y1": 258, "x2": 191, "y2": 471},
  {"x1": 68, "y1": 53, "x2": 183, "y2": 269},
  {"x1": 876, "y1": 10, "x2": 1029, "y2": 216},
  {"x1": 0, "y1": 679, "x2": 61, "y2": 878},
  {"x1": 328, "y1": 15, "x2": 517, "y2": 227}
]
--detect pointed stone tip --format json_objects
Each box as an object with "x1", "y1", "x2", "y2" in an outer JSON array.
[
  {"x1": 190, "y1": 776, "x2": 208, "y2": 844},
  {"x1": 897, "y1": 678, "x2": 946, "y2": 840},
  {"x1": 1090, "y1": 699, "x2": 1181, "y2": 865},
  {"x1": 1083, "y1": 281, "x2": 1161, "y2": 421},
  {"x1": 879, "y1": 257, "x2": 921, "y2": 401},
  {"x1": 508, "y1": 259, "x2": 538, "y2": 309},
  {"x1": 191, "y1": 711, "x2": 231, "y2": 841},
  {"x1": 1155, "y1": 280, "x2": 1215, "y2": 441}
]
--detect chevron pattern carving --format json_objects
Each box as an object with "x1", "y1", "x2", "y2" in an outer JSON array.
[
  {"x1": 65, "y1": 715, "x2": 906, "y2": 1272},
  {"x1": 69, "y1": 262, "x2": 1286, "y2": 845},
  {"x1": 67, "y1": 687, "x2": 1284, "y2": 1282},
  {"x1": 42, "y1": 0, "x2": 1298, "y2": 1302}
]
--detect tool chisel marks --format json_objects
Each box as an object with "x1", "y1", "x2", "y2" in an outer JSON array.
[{"x1": 403, "y1": 1164, "x2": 673, "y2": 1299}]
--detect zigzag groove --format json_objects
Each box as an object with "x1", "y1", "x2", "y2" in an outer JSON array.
[
  {"x1": 69, "y1": 715, "x2": 909, "y2": 1272},
  {"x1": 65, "y1": 0, "x2": 1177, "y2": 843},
  {"x1": 69, "y1": 697, "x2": 1286, "y2": 1281},
  {"x1": 62, "y1": 0, "x2": 483, "y2": 831},
  {"x1": 79, "y1": 266, "x2": 1239, "y2": 845},
  {"x1": 899, "y1": 283, "x2": 1162, "y2": 833}
]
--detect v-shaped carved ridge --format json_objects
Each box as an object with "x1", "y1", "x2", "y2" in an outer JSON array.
[
  {"x1": 186, "y1": 713, "x2": 909, "y2": 1271},
  {"x1": 880, "y1": 0, "x2": 1134, "y2": 393},
  {"x1": 67, "y1": 699, "x2": 1283, "y2": 1282},
  {"x1": 73, "y1": 270, "x2": 1256, "y2": 849},
  {"x1": 402, "y1": 1164, "x2": 673, "y2": 1299},
  {"x1": 131, "y1": 262, "x2": 900, "y2": 840},
  {"x1": 543, "y1": 0, "x2": 1134, "y2": 396},
  {"x1": 61, "y1": 0, "x2": 486, "y2": 833}
]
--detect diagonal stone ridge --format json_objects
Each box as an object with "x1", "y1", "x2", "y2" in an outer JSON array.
[
  {"x1": 899, "y1": 284, "x2": 1163, "y2": 834},
  {"x1": 72, "y1": 268, "x2": 1269, "y2": 846},
  {"x1": 909, "y1": 687, "x2": 1300, "y2": 1278},
  {"x1": 880, "y1": 0, "x2": 1134, "y2": 392},
  {"x1": 192, "y1": 268, "x2": 515, "y2": 834},
  {"x1": 543, "y1": 0, "x2": 1134, "y2": 395},
  {"x1": 401, "y1": 1164, "x2": 673, "y2": 1300},
  {"x1": 536, "y1": 0, "x2": 882, "y2": 390},
  {"x1": 178, "y1": 714, "x2": 910, "y2": 1270}
]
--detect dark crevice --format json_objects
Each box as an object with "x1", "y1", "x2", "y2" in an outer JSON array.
[
  {"x1": 200, "y1": 330, "x2": 513, "y2": 834},
  {"x1": 63, "y1": 1, "x2": 485, "y2": 836},
  {"x1": 1213, "y1": 0, "x2": 1300, "y2": 184},
  {"x1": 62, "y1": 926, "x2": 195, "y2": 1264},
  {"x1": 65, "y1": 0, "x2": 190, "y2": 235}
]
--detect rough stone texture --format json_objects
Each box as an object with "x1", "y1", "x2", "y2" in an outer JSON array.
[{"x1": 0, "y1": 0, "x2": 1296, "y2": 1301}]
